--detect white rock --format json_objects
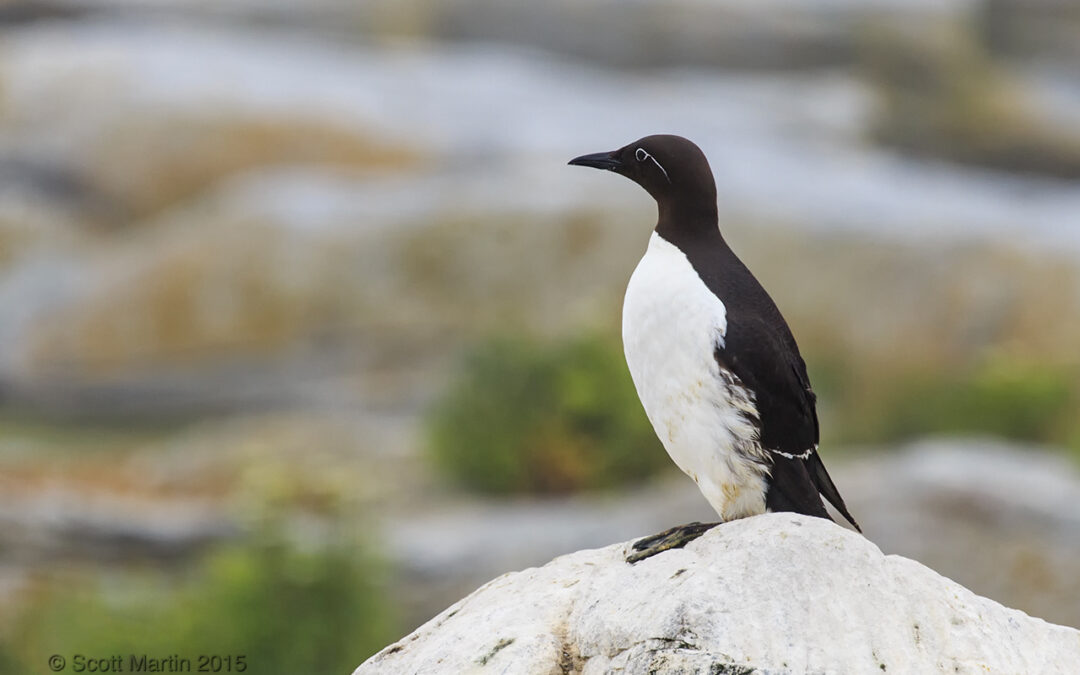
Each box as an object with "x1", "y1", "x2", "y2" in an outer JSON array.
[{"x1": 356, "y1": 513, "x2": 1080, "y2": 675}]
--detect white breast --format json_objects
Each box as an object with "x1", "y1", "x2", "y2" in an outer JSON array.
[{"x1": 622, "y1": 232, "x2": 768, "y2": 521}]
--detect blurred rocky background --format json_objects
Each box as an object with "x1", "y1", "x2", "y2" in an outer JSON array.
[{"x1": 0, "y1": 0, "x2": 1079, "y2": 672}]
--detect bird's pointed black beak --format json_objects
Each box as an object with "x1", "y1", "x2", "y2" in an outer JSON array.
[{"x1": 568, "y1": 150, "x2": 622, "y2": 172}]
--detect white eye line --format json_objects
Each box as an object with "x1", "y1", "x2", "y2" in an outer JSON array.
[{"x1": 634, "y1": 147, "x2": 671, "y2": 184}]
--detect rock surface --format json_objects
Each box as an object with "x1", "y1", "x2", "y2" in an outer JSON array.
[
  {"x1": 356, "y1": 513, "x2": 1080, "y2": 675},
  {"x1": 378, "y1": 440, "x2": 1080, "y2": 631}
]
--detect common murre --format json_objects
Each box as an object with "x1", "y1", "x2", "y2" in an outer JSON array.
[{"x1": 569, "y1": 134, "x2": 860, "y2": 562}]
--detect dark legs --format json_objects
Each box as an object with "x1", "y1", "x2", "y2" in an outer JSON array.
[{"x1": 626, "y1": 521, "x2": 720, "y2": 563}]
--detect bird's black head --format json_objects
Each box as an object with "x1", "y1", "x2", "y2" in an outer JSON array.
[{"x1": 568, "y1": 134, "x2": 717, "y2": 223}]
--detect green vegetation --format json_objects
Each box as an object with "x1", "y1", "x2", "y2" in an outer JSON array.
[
  {"x1": 815, "y1": 353, "x2": 1080, "y2": 454},
  {"x1": 0, "y1": 412, "x2": 184, "y2": 455},
  {"x1": 877, "y1": 362, "x2": 1075, "y2": 444},
  {"x1": 429, "y1": 332, "x2": 1080, "y2": 498},
  {"x1": 427, "y1": 334, "x2": 669, "y2": 494},
  {"x1": 0, "y1": 519, "x2": 398, "y2": 675}
]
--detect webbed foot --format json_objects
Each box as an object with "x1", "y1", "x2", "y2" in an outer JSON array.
[{"x1": 625, "y1": 521, "x2": 720, "y2": 564}]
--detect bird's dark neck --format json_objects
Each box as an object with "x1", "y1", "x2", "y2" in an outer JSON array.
[{"x1": 655, "y1": 198, "x2": 723, "y2": 246}]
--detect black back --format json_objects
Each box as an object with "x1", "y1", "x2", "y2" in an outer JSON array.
[{"x1": 572, "y1": 134, "x2": 860, "y2": 530}]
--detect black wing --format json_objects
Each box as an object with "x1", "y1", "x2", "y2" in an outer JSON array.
[
  {"x1": 719, "y1": 314, "x2": 860, "y2": 532},
  {"x1": 659, "y1": 226, "x2": 859, "y2": 531}
]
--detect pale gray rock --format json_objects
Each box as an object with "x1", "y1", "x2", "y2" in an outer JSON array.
[
  {"x1": 381, "y1": 441, "x2": 1080, "y2": 630},
  {"x1": 357, "y1": 513, "x2": 1080, "y2": 675}
]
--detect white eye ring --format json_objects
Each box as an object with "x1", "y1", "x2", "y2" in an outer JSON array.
[{"x1": 634, "y1": 147, "x2": 671, "y2": 184}]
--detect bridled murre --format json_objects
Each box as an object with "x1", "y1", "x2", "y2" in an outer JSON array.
[{"x1": 570, "y1": 134, "x2": 860, "y2": 562}]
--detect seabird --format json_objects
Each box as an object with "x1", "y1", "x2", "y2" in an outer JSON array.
[{"x1": 569, "y1": 134, "x2": 860, "y2": 562}]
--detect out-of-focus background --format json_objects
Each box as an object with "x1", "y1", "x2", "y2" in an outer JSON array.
[{"x1": 1, "y1": 0, "x2": 1079, "y2": 672}]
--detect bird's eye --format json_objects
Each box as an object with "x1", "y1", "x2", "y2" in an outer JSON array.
[{"x1": 635, "y1": 148, "x2": 648, "y2": 162}]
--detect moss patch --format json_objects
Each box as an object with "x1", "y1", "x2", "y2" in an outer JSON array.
[{"x1": 427, "y1": 334, "x2": 670, "y2": 494}]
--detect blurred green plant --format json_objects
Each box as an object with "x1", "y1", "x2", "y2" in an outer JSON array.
[
  {"x1": 427, "y1": 334, "x2": 668, "y2": 494},
  {"x1": 819, "y1": 354, "x2": 1080, "y2": 450},
  {"x1": 879, "y1": 362, "x2": 1074, "y2": 443},
  {"x1": 0, "y1": 519, "x2": 397, "y2": 675}
]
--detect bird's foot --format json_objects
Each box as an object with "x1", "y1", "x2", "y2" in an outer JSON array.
[{"x1": 625, "y1": 521, "x2": 720, "y2": 564}]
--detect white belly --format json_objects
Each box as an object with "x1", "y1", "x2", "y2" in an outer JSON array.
[{"x1": 622, "y1": 232, "x2": 768, "y2": 520}]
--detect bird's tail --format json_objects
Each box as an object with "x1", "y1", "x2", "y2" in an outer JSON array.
[{"x1": 807, "y1": 452, "x2": 861, "y2": 533}]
